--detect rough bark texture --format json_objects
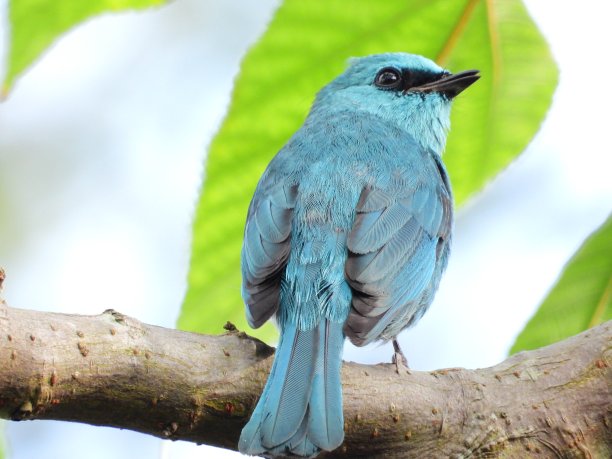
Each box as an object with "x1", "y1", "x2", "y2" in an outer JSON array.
[{"x1": 0, "y1": 295, "x2": 610, "y2": 458}]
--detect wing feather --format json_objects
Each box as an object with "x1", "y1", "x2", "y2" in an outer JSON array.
[
  {"x1": 346, "y1": 202, "x2": 412, "y2": 254},
  {"x1": 344, "y1": 152, "x2": 453, "y2": 346},
  {"x1": 242, "y1": 181, "x2": 297, "y2": 329}
]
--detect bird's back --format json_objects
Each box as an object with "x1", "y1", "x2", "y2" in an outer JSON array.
[{"x1": 243, "y1": 109, "x2": 452, "y2": 339}]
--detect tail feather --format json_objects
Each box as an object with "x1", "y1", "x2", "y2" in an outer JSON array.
[
  {"x1": 267, "y1": 412, "x2": 318, "y2": 458},
  {"x1": 239, "y1": 320, "x2": 345, "y2": 457},
  {"x1": 307, "y1": 320, "x2": 344, "y2": 449},
  {"x1": 238, "y1": 323, "x2": 310, "y2": 455},
  {"x1": 261, "y1": 326, "x2": 317, "y2": 447}
]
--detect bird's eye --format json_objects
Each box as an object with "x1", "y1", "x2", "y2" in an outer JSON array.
[{"x1": 374, "y1": 68, "x2": 402, "y2": 89}]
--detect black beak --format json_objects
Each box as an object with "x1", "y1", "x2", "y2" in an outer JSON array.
[{"x1": 414, "y1": 69, "x2": 480, "y2": 98}]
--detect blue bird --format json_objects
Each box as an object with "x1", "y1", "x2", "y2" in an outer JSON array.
[{"x1": 238, "y1": 53, "x2": 479, "y2": 458}]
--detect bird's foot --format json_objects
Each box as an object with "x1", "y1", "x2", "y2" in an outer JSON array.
[{"x1": 392, "y1": 339, "x2": 410, "y2": 374}]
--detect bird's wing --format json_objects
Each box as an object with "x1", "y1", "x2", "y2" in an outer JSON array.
[
  {"x1": 241, "y1": 168, "x2": 298, "y2": 329},
  {"x1": 344, "y1": 153, "x2": 452, "y2": 346}
]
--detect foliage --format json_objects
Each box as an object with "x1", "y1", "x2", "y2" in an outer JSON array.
[
  {"x1": 3, "y1": 0, "x2": 165, "y2": 93},
  {"x1": 511, "y1": 216, "x2": 612, "y2": 354},
  {"x1": 179, "y1": 0, "x2": 558, "y2": 341},
  {"x1": 0, "y1": 421, "x2": 4, "y2": 459}
]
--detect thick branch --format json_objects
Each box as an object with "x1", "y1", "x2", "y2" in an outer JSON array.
[{"x1": 0, "y1": 297, "x2": 610, "y2": 458}]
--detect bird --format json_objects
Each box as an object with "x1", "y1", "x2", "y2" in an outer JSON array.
[{"x1": 238, "y1": 52, "x2": 479, "y2": 458}]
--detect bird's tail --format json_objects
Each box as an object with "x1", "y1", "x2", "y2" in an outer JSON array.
[{"x1": 239, "y1": 319, "x2": 344, "y2": 458}]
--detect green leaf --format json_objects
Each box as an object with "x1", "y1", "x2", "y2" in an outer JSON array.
[
  {"x1": 0, "y1": 421, "x2": 5, "y2": 459},
  {"x1": 511, "y1": 216, "x2": 612, "y2": 354},
  {"x1": 179, "y1": 0, "x2": 558, "y2": 342},
  {"x1": 3, "y1": 0, "x2": 166, "y2": 93}
]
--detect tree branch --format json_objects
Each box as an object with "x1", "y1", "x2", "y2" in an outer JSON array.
[{"x1": 1, "y1": 294, "x2": 610, "y2": 457}]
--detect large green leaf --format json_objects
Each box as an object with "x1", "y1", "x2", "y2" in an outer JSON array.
[
  {"x1": 511, "y1": 216, "x2": 612, "y2": 354},
  {"x1": 2, "y1": 0, "x2": 166, "y2": 93},
  {"x1": 179, "y1": 0, "x2": 558, "y2": 341},
  {"x1": 0, "y1": 421, "x2": 5, "y2": 459}
]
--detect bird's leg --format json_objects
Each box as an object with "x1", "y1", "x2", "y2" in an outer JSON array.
[{"x1": 391, "y1": 339, "x2": 410, "y2": 374}]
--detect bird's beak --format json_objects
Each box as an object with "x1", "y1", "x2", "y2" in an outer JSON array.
[{"x1": 413, "y1": 70, "x2": 480, "y2": 98}]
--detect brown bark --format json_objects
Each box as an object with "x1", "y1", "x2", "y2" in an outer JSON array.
[{"x1": 0, "y1": 295, "x2": 610, "y2": 458}]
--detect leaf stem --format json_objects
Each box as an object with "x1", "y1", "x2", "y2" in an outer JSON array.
[
  {"x1": 486, "y1": 0, "x2": 502, "y2": 89},
  {"x1": 436, "y1": 0, "x2": 481, "y2": 66},
  {"x1": 588, "y1": 275, "x2": 612, "y2": 328}
]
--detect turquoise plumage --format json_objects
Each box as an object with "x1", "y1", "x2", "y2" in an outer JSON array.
[{"x1": 239, "y1": 53, "x2": 479, "y2": 457}]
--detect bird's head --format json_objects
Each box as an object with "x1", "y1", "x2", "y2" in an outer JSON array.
[{"x1": 312, "y1": 53, "x2": 479, "y2": 154}]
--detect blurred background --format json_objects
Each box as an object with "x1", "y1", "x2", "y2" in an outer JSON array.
[{"x1": 0, "y1": 0, "x2": 610, "y2": 458}]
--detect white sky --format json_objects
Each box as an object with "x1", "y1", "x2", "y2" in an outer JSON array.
[{"x1": 0, "y1": 0, "x2": 611, "y2": 458}]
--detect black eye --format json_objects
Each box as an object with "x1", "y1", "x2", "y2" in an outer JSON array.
[{"x1": 374, "y1": 67, "x2": 402, "y2": 89}]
